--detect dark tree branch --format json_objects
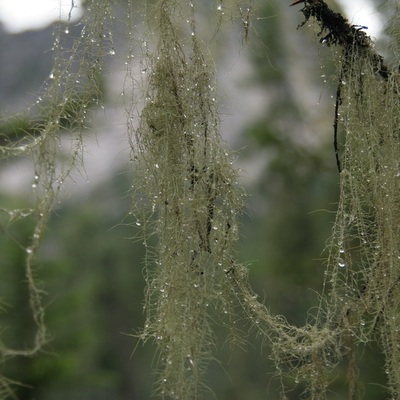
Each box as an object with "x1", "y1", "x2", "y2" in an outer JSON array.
[{"x1": 291, "y1": 0, "x2": 390, "y2": 80}]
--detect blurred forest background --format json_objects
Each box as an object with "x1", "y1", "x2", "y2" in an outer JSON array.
[{"x1": 0, "y1": 0, "x2": 395, "y2": 398}]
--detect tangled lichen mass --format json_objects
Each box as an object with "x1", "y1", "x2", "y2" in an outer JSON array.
[
  {"x1": 130, "y1": 2, "x2": 246, "y2": 397},
  {"x1": 133, "y1": 1, "x2": 400, "y2": 398},
  {"x1": 1, "y1": 0, "x2": 400, "y2": 398}
]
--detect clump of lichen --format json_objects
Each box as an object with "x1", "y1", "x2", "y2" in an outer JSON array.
[
  {"x1": 131, "y1": 1, "x2": 346, "y2": 398},
  {"x1": 327, "y1": 52, "x2": 400, "y2": 398},
  {"x1": 0, "y1": 0, "x2": 114, "y2": 393},
  {"x1": 131, "y1": 1, "x2": 246, "y2": 397},
  {"x1": 276, "y1": 6, "x2": 400, "y2": 396}
]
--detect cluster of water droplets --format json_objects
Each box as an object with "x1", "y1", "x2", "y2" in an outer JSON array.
[{"x1": 126, "y1": 1, "x2": 254, "y2": 398}]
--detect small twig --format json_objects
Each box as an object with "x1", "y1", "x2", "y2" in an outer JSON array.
[{"x1": 333, "y1": 76, "x2": 342, "y2": 173}]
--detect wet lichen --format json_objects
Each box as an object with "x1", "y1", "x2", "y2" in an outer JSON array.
[
  {"x1": 130, "y1": 1, "x2": 246, "y2": 397},
  {"x1": 0, "y1": 0, "x2": 114, "y2": 395},
  {"x1": 2, "y1": 0, "x2": 400, "y2": 398}
]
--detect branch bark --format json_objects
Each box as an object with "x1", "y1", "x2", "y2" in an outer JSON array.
[{"x1": 291, "y1": 0, "x2": 390, "y2": 80}]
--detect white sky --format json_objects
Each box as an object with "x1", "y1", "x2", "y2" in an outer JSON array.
[
  {"x1": 0, "y1": 0, "x2": 384, "y2": 37},
  {"x1": 0, "y1": 0, "x2": 83, "y2": 33},
  {"x1": 336, "y1": 0, "x2": 384, "y2": 39}
]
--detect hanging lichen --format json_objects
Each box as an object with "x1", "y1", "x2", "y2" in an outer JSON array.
[
  {"x1": 327, "y1": 42, "x2": 400, "y2": 400},
  {"x1": 130, "y1": 1, "x2": 340, "y2": 399},
  {"x1": 0, "y1": 0, "x2": 114, "y2": 395},
  {"x1": 130, "y1": 1, "x2": 246, "y2": 397},
  {"x1": 2, "y1": 0, "x2": 400, "y2": 398},
  {"x1": 275, "y1": 1, "x2": 400, "y2": 398},
  {"x1": 131, "y1": 0, "x2": 400, "y2": 398}
]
